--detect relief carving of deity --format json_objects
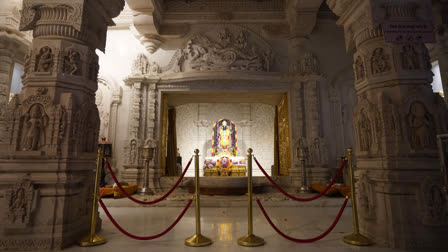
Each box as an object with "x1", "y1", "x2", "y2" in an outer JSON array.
[
  {"x1": 131, "y1": 53, "x2": 150, "y2": 75},
  {"x1": 355, "y1": 56, "x2": 365, "y2": 81},
  {"x1": 63, "y1": 49, "x2": 81, "y2": 75},
  {"x1": 428, "y1": 185, "x2": 444, "y2": 220},
  {"x1": 358, "y1": 110, "x2": 372, "y2": 152},
  {"x1": 371, "y1": 47, "x2": 390, "y2": 74},
  {"x1": 407, "y1": 102, "x2": 436, "y2": 149},
  {"x1": 7, "y1": 179, "x2": 36, "y2": 226},
  {"x1": 22, "y1": 104, "x2": 48, "y2": 151},
  {"x1": 401, "y1": 45, "x2": 419, "y2": 70},
  {"x1": 36, "y1": 46, "x2": 54, "y2": 72}
]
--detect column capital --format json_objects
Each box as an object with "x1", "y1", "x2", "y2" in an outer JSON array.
[
  {"x1": 19, "y1": 0, "x2": 125, "y2": 52},
  {"x1": 327, "y1": 0, "x2": 434, "y2": 51}
]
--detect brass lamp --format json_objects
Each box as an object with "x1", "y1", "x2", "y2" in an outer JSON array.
[
  {"x1": 139, "y1": 144, "x2": 155, "y2": 195},
  {"x1": 297, "y1": 146, "x2": 310, "y2": 193}
]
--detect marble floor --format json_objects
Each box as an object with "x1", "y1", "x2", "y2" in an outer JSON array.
[{"x1": 63, "y1": 196, "x2": 442, "y2": 252}]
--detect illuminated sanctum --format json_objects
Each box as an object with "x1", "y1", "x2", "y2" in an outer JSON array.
[{"x1": 0, "y1": 0, "x2": 448, "y2": 250}]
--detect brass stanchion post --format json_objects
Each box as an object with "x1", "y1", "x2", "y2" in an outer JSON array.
[
  {"x1": 185, "y1": 149, "x2": 212, "y2": 247},
  {"x1": 79, "y1": 148, "x2": 106, "y2": 247},
  {"x1": 343, "y1": 148, "x2": 372, "y2": 246},
  {"x1": 238, "y1": 148, "x2": 264, "y2": 247}
]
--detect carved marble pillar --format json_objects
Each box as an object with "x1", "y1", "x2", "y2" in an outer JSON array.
[
  {"x1": 0, "y1": 0, "x2": 124, "y2": 250},
  {"x1": 433, "y1": 1, "x2": 448, "y2": 102},
  {"x1": 328, "y1": 0, "x2": 448, "y2": 248},
  {"x1": 0, "y1": 50, "x2": 14, "y2": 143}
]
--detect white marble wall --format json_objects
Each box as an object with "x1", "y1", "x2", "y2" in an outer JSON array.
[{"x1": 176, "y1": 103, "x2": 274, "y2": 177}]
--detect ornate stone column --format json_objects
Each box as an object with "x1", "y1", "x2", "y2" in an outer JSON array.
[
  {"x1": 0, "y1": 0, "x2": 31, "y2": 144},
  {"x1": 433, "y1": 1, "x2": 448, "y2": 102},
  {"x1": 0, "y1": 0, "x2": 124, "y2": 250},
  {"x1": 328, "y1": 0, "x2": 448, "y2": 248},
  {"x1": 122, "y1": 53, "x2": 161, "y2": 188}
]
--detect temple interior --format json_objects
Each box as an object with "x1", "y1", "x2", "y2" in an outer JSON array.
[{"x1": 1, "y1": 0, "x2": 448, "y2": 251}]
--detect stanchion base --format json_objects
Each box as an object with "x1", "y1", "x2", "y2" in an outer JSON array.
[
  {"x1": 343, "y1": 233, "x2": 372, "y2": 246},
  {"x1": 78, "y1": 234, "x2": 106, "y2": 247},
  {"x1": 137, "y1": 187, "x2": 153, "y2": 195},
  {"x1": 237, "y1": 234, "x2": 265, "y2": 247},
  {"x1": 298, "y1": 186, "x2": 311, "y2": 193},
  {"x1": 185, "y1": 234, "x2": 212, "y2": 247}
]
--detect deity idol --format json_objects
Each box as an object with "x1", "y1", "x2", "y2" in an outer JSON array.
[{"x1": 212, "y1": 119, "x2": 237, "y2": 156}]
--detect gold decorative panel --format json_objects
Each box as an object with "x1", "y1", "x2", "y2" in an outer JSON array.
[{"x1": 277, "y1": 94, "x2": 291, "y2": 176}]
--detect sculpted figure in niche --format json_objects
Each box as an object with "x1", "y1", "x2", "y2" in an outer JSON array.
[
  {"x1": 428, "y1": 185, "x2": 444, "y2": 219},
  {"x1": 36, "y1": 46, "x2": 53, "y2": 72},
  {"x1": 358, "y1": 110, "x2": 372, "y2": 152},
  {"x1": 407, "y1": 102, "x2": 435, "y2": 149},
  {"x1": 22, "y1": 104, "x2": 48, "y2": 151},
  {"x1": 401, "y1": 45, "x2": 419, "y2": 70},
  {"x1": 355, "y1": 56, "x2": 365, "y2": 80},
  {"x1": 63, "y1": 50, "x2": 81, "y2": 75},
  {"x1": 9, "y1": 187, "x2": 26, "y2": 224},
  {"x1": 371, "y1": 48, "x2": 390, "y2": 74}
]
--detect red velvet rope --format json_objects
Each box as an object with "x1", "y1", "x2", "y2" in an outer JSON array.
[
  {"x1": 254, "y1": 157, "x2": 347, "y2": 202},
  {"x1": 256, "y1": 198, "x2": 348, "y2": 243},
  {"x1": 105, "y1": 158, "x2": 192, "y2": 205},
  {"x1": 99, "y1": 199, "x2": 192, "y2": 240}
]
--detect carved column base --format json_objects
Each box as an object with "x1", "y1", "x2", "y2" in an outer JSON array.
[
  {"x1": 355, "y1": 157, "x2": 448, "y2": 249},
  {"x1": 0, "y1": 160, "x2": 97, "y2": 250}
]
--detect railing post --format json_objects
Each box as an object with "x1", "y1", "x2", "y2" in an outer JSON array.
[
  {"x1": 238, "y1": 148, "x2": 264, "y2": 247},
  {"x1": 185, "y1": 149, "x2": 212, "y2": 247},
  {"x1": 79, "y1": 148, "x2": 106, "y2": 247},
  {"x1": 343, "y1": 148, "x2": 372, "y2": 246}
]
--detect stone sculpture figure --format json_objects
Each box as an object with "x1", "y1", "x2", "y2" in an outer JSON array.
[
  {"x1": 22, "y1": 104, "x2": 48, "y2": 151},
  {"x1": 359, "y1": 110, "x2": 372, "y2": 151},
  {"x1": 402, "y1": 45, "x2": 419, "y2": 70},
  {"x1": 407, "y1": 102, "x2": 435, "y2": 149},
  {"x1": 263, "y1": 49, "x2": 273, "y2": 72},
  {"x1": 36, "y1": 46, "x2": 53, "y2": 72},
  {"x1": 9, "y1": 188, "x2": 26, "y2": 224},
  {"x1": 63, "y1": 50, "x2": 81, "y2": 75},
  {"x1": 355, "y1": 56, "x2": 365, "y2": 80},
  {"x1": 218, "y1": 29, "x2": 231, "y2": 47},
  {"x1": 130, "y1": 139, "x2": 137, "y2": 164},
  {"x1": 299, "y1": 52, "x2": 320, "y2": 75},
  {"x1": 428, "y1": 185, "x2": 444, "y2": 219},
  {"x1": 371, "y1": 47, "x2": 390, "y2": 74},
  {"x1": 235, "y1": 31, "x2": 248, "y2": 49},
  {"x1": 312, "y1": 138, "x2": 321, "y2": 163},
  {"x1": 132, "y1": 53, "x2": 150, "y2": 74}
]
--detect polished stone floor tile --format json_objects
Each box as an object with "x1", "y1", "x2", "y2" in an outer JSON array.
[{"x1": 63, "y1": 202, "x2": 441, "y2": 252}]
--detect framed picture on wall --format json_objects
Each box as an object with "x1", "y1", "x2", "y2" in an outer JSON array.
[{"x1": 437, "y1": 134, "x2": 448, "y2": 196}]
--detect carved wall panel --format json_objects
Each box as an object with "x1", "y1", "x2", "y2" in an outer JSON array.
[{"x1": 353, "y1": 97, "x2": 381, "y2": 156}]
